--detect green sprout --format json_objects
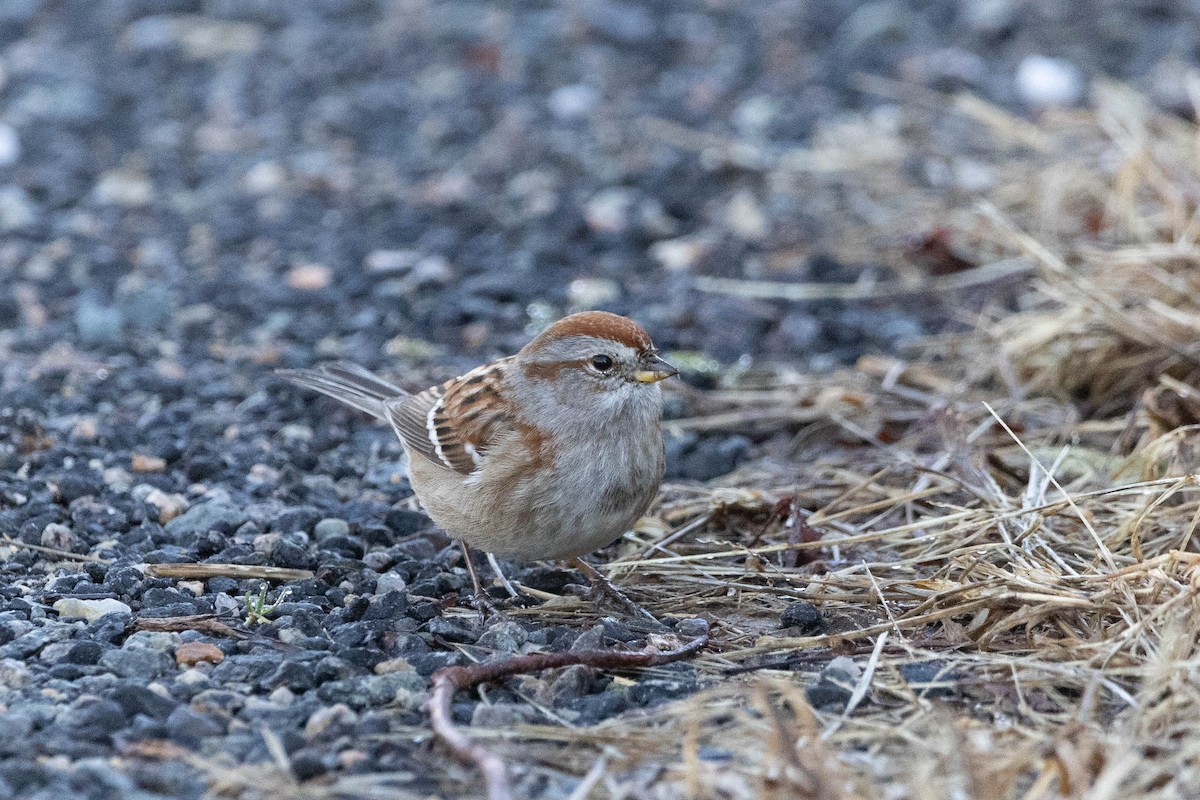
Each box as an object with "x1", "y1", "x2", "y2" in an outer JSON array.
[{"x1": 243, "y1": 584, "x2": 291, "y2": 626}]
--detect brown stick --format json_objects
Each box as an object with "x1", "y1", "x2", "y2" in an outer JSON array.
[
  {"x1": 427, "y1": 631, "x2": 710, "y2": 800},
  {"x1": 134, "y1": 614, "x2": 250, "y2": 639},
  {"x1": 143, "y1": 563, "x2": 314, "y2": 581},
  {"x1": 1, "y1": 535, "x2": 111, "y2": 563}
]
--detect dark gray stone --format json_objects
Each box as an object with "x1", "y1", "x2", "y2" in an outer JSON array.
[
  {"x1": 107, "y1": 683, "x2": 179, "y2": 721},
  {"x1": 164, "y1": 501, "x2": 246, "y2": 538},
  {"x1": 98, "y1": 648, "x2": 173, "y2": 679},
  {"x1": 166, "y1": 706, "x2": 226, "y2": 746},
  {"x1": 780, "y1": 601, "x2": 825, "y2": 634},
  {"x1": 316, "y1": 671, "x2": 425, "y2": 708},
  {"x1": 54, "y1": 698, "x2": 128, "y2": 741}
]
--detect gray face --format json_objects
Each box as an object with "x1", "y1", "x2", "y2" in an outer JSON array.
[
  {"x1": 511, "y1": 334, "x2": 673, "y2": 432},
  {"x1": 572, "y1": 339, "x2": 643, "y2": 385}
]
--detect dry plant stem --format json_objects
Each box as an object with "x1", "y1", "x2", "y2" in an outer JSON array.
[
  {"x1": 428, "y1": 633, "x2": 709, "y2": 800},
  {"x1": 134, "y1": 614, "x2": 250, "y2": 639},
  {"x1": 693, "y1": 257, "x2": 1032, "y2": 302},
  {"x1": 1, "y1": 535, "x2": 111, "y2": 563},
  {"x1": 143, "y1": 563, "x2": 314, "y2": 581}
]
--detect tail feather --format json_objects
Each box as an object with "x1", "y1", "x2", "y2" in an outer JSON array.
[{"x1": 276, "y1": 361, "x2": 408, "y2": 420}]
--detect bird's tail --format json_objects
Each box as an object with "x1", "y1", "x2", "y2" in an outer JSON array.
[{"x1": 276, "y1": 361, "x2": 408, "y2": 420}]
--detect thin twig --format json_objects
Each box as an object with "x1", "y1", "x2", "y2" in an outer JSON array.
[
  {"x1": 984, "y1": 402, "x2": 1117, "y2": 571},
  {"x1": 134, "y1": 614, "x2": 251, "y2": 639},
  {"x1": 143, "y1": 563, "x2": 315, "y2": 581},
  {"x1": 693, "y1": 258, "x2": 1032, "y2": 302},
  {"x1": 1, "y1": 535, "x2": 111, "y2": 563},
  {"x1": 427, "y1": 632, "x2": 710, "y2": 800}
]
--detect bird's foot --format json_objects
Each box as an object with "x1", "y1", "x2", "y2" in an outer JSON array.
[
  {"x1": 465, "y1": 589, "x2": 505, "y2": 618},
  {"x1": 571, "y1": 558, "x2": 657, "y2": 622}
]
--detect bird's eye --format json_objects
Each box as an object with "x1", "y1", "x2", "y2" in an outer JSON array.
[{"x1": 590, "y1": 354, "x2": 615, "y2": 372}]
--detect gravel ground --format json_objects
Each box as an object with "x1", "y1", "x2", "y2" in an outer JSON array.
[{"x1": 1, "y1": 2, "x2": 1198, "y2": 798}]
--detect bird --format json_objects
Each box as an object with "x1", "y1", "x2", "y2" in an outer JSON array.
[{"x1": 277, "y1": 311, "x2": 678, "y2": 615}]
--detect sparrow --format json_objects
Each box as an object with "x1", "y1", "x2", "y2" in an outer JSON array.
[{"x1": 278, "y1": 311, "x2": 678, "y2": 612}]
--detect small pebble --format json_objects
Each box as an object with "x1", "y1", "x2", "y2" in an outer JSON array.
[
  {"x1": 304, "y1": 703, "x2": 358, "y2": 739},
  {"x1": 313, "y1": 518, "x2": 350, "y2": 540},
  {"x1": 726, "y1": 190, "x2": 769, "y2": 241},
  {"x1": 177, "y1": 668, "x2": 210, "y2": 687},
  {"x1": 477, "y1": 621, "x2": 529, "y2": 653},
  {"x1": 93, "y1": 168, "x2": 154, "y2": 207},
  {"x1": 143, "y1": 488, "x2": 189, "y2": 523},
  {"x1": 780, "y1": 601, "x2": 825, "y2": 634},
  {"x1": 72, "y1": 417, "x2": 99, "y2": 441},
  {"x1": 584, "y1": 188, "x2": 636, "y2": 234},
  {"x1": 0, "y1": 659, "x2": 34, "y2": 688},
  {"x1": 131, "y1": 453, "x2": 167, "y2": 473},
  {"x1": 75, "y1": 293, "x2": 124, "y2": 344},
  {"x1": 547, "y1": 84, "x2": 599, "y2": 120},
  {"x1": 1016, "y1": 55, "x2": 1084, "y2": 108},
  {"x1": 649, "y1": 235, "x2": 713, "y2": 271},
  {"x1": 373, "y1": 658, "x2": 415, "y2": 675},
  {"x1": 53, "y1": 598, "x2": 132, "y2": 623},
  {"x1": 364, "y1": 249, "x2": 421, "y2": 274},
  {"x1": 0, "y1": 123, "x2": 20, "y2": 167},
  {"x1": 806, "y1": 656, "x2": 862, "y2": 712},
  {"x1": 175, "y1": 642, "x2": 225, "y2": 667},
  {"x1": 675, "y1": 618, "x2": 709, "y2": 638},
  {"x1": 568, "y1": 278, "x2": 621, "y2": 311},
  {"x1": 242, "y1": 160, "x2": 286, "y2": 195},
  {"x1": 471, "y1": 702, "x2": 538, "y2": 727},
  {"x1": 286, "y1": 263, "x2": 333, "y2": 291},
  {"x1": 40, "y1": 523, "x2": 76, "y2": 551},
  {"x1": 269, "y1": 686, "x2": 295, "y2": 705},
  {"x1": 375, "y1": 571, "x2": 407, "y2": 595},
  {"x1": 733, "y1": 95, "x2": 779, "y2": 138},
  {"x1": 0, "y1": 185, "x2": 33, "y2": 231}
]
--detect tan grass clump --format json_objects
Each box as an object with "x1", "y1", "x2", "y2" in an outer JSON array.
[
  {"x1": 197, "y1": 83, "x2": 1200, "y2": 800},
  {"x1": 405, "y1": 82, "x2": 1200, "y2": 800}
]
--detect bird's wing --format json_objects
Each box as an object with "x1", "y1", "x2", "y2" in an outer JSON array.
[
  {"x1": 276, "y1": 361, "x2": 408, "y2": 420},
  {"x1": 385, "y1": 358, "x2": 516, "y2": 475}
]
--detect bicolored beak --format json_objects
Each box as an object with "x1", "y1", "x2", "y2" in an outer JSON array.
[{"x1": 633, "y1": 353, "x2": 679, "y2": 383}]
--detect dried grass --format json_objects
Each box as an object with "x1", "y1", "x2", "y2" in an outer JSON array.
[
  {"x1": 188, "y1": 80, "x2": 1200, "y2": 798},
  {"x1": 417, "y1": 80, "x2": 1200, "y2": 799}
]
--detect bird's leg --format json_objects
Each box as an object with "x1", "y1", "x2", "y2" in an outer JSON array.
[
  {"x1": 459, "y1": 540, "x2": 485, "y2": 597},
  {"x1": 458, "y1": 541, "x2": 501, "y2": 616},
  {"x1": 572, "y1": 557, "x2": 657, "y2": 621},
  {"x1": 459, "y1": 543, "x2": 530, "y2": 615},
  {"x1": 486, "y1": 552, "x2": 521, "y2": 599}
]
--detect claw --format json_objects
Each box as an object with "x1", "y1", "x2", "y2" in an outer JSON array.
[{"x1": 572, "y1": 558, "x2": 657, "y2": 622}]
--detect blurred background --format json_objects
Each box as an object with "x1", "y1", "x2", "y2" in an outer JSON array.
[
  {"x1": 6, "y1": 4, "x2": 1200, "y2": 799},
  {"x1": 1, "y1": 0, "x2": 1197, "y2": 380}
]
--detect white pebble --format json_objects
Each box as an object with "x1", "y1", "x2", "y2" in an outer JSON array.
[
  {"x1": 242, "y1": 160, "x2": 286, "y2": 195},
  {"x1": 727, "y1": 189, "x2": 769, "y2": 241},
  {"x1": 585, "y1": 187, "x2": 636, "y2": 234},
  {"x1": 93, "y1": 169, "x2": 154, "y2": 207},
  {"x1": 364, "y1": 249, "x2": 421, "y2": 274},
  {"x1": 548, "y1": 84, "x2": 599, "y2": 121},
  {"x1": 0, "y1": 124, "x2": 20, "y2": 167},
  {"x1": 375, "y1": 571, "x2": 407, "y2": 595},
  {"x1": 568, "y1": 278, "x2": 620, "y2": 310},
  {"x1": 1016, "y1": 55, "x2": 1083, "y2": 108},
  {"x1": 649, "y1": 235, "x2": 714, "y2": 272},
  {"x1": 52, "y1": 597, "x2": 132, "y2": 623}
]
